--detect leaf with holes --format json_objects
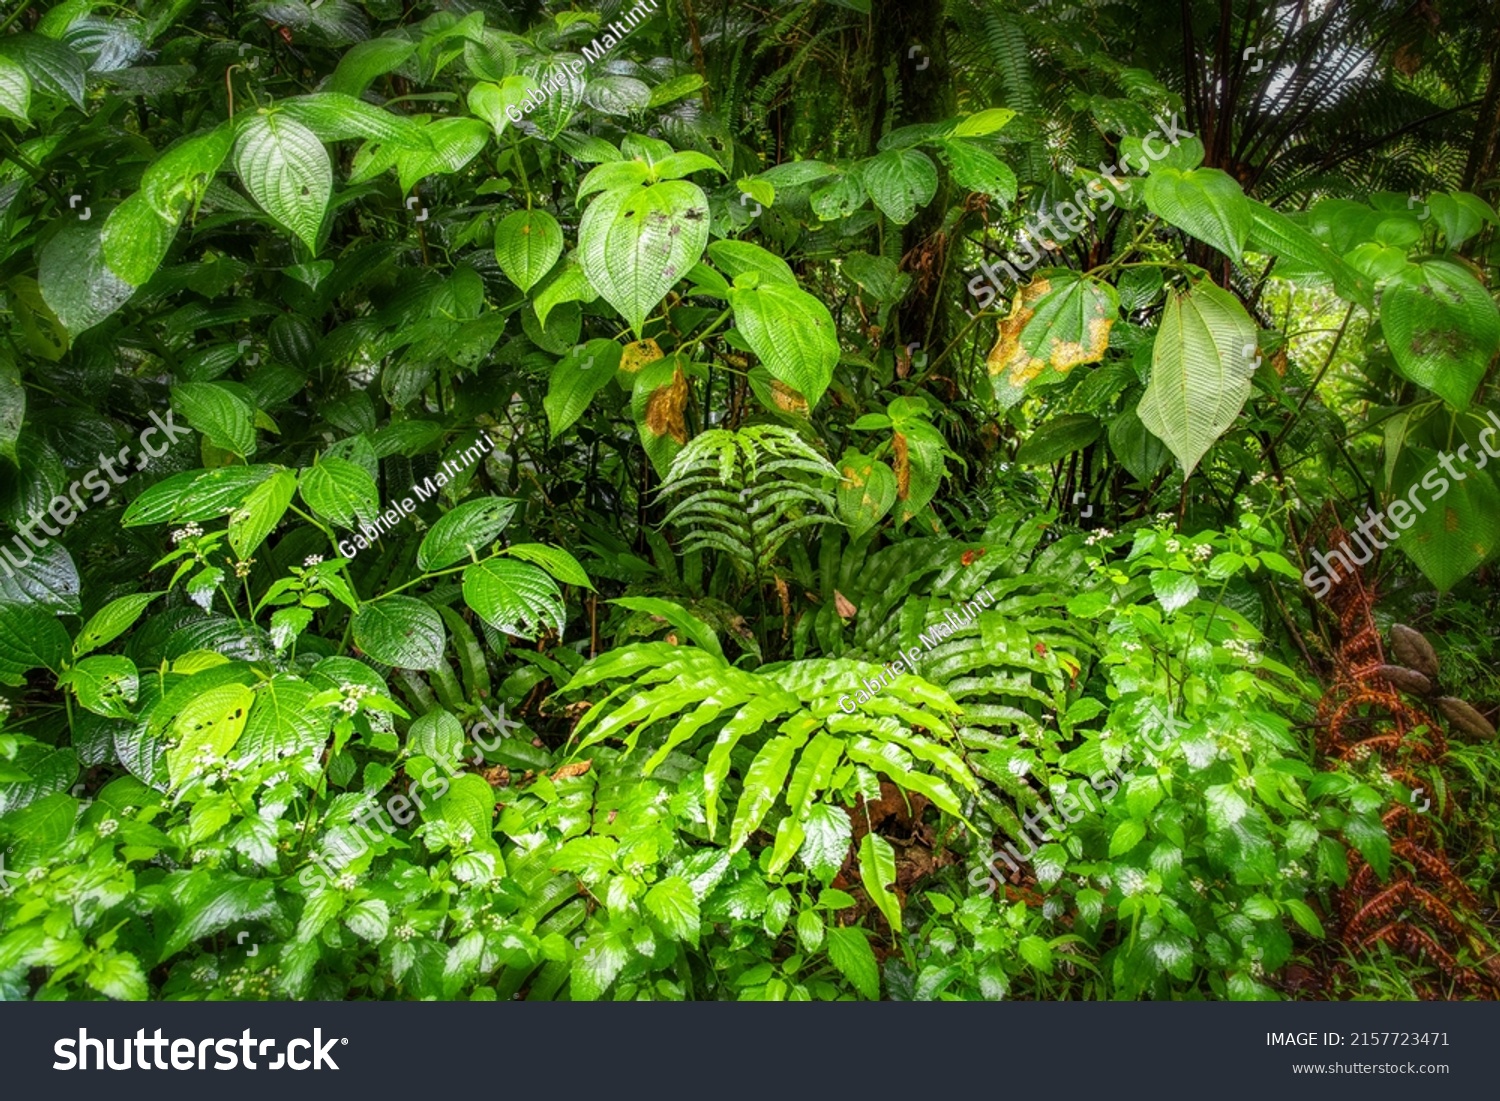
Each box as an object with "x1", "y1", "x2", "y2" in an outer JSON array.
[
  {"x1": 417, "y1": 497, "x2": 519, "y2": 570},
  {"x1": 68, "y1": 655, "x2": 139, "y2": 719},
  {"x1": 165, "y1": 682, "x2": 254, "y2": 788}
]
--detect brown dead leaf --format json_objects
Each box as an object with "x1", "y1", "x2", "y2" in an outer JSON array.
[
  {"x1": 551, "y1": 760, "x2": 593, "y2": 780},
  {"x1": 644, "y1": 366, "x2": 689, "y2": 443},
  {"x1": 834, "y1": 590, "x2": 857, "y2": 619},
  {"x1": 770, "y1": 378, "x2": 808, "y2": 415}
]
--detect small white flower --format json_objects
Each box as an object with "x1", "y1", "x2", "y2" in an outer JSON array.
[
  {"x1": 1118, "y1": 868, "x2": 1148, "y2": 896},
  {"x1": 304, "y1": 555, "x2": 324, "y2": 567},
  {"x1": 1193, "y1": 544, "x2": 1213, "y2": 561},
  {"x1": 335, "y1": 872, "x2": 358, "y2": 891},
  {"x1": 25, "y1": 866, "x2": 47, "y2": 883},
  {"x1": 393, "y1": 922, "x2": 416, "y2": 942},
  {"x1": 1155, "y1": 511, "x2": 1175, "y2": 524},
  {"x1": 339, "y1": 696, "x2": 360, "y2": 715},
  {"x1": 97, "y1": 818, "x2": 119, "y2": 836},
  {"x1": 1165, "y1": 538, "x2": 1181, "y2": 553},
  {"x1": 1250, "y1": 472, "x2": 1267, "y2": 486},
  {"x1": 1236, "y1": 773, "x2": 1256, "y2": 791}
]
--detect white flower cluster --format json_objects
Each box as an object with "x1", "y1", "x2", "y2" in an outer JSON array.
[
  {"x1": 393, "y1": 922, "x2": 416, "y2": 942},
  {"x1": 1084, "y1": 528, "x2": 1114, "y2": 546},
  {"x1": 1221, "y1": 637, "x2": 1261, "y2": 664},
  {"x1": 1117, "y1": 868, "x2": 1149, "y2": 897},
  {"x1": 1218, "y1": 726, "x2": 1253, "y2": 754},
  {"x1": 96, "y1": 817, "x2": 119, "y2": 836},
  {"x1": 1192, "y1": 543, "x2": 1213, "y2": 561},
  {"x1": 335, "y1": 872, "x2": 358, "y2": 891},
  {"x1": 339, "y1": 682, "x2": 376, "y2": 715},
  {"x1": 303, "y1": 555, "x2": 324, "y2": 567},
  {"x1": 170, "y1": 522, "x2": 203, "y2": 544}
]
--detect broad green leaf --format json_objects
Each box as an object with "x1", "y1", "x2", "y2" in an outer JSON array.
[
  {"x1": 301, "y1": 456, "x2": 379, "y2": 529},
  {"x1": 279, "y1": 93, "x2": 423, "y2": 146},
  {"x1": 494, "y1": 209, "x2": 563, "y2": 293},
  {"x1": 1380, "y1": 259, "x2": 1500, "y2": 411},
  {"x1": 1014, "y1": 413, "x2": 1101, "y2": 466},
  {"x1": 706, "y1": 239, "x2": 797, "y2": 287},
  {"x1": 0, "y1": 350, "x2": 24, "y2": 464},
  {"x1": 1428, "y1": 192, "x2": 1497, "y2": 250},
  {"x1": 122, "y1": 466, "x2": 279, "y2": 526},
  {"x1": 825, "y1": 925, "x2": 879, "y2": 999},
  {"x1": 38, "y1": 222, "x2": 134, "y2": 337},
  {"x1": 160, "y1": 874, "x2": 276, "y2": 958},
  {"x1": 417, "y1": 497, "x2": 519, "y2": 570},
  {"x1": 858, "y1": 832, "x2": 901, "y2": 930},
  {"x1": 651, "y1": 151, "x2": 726, "y2": 181},
  {"x1": 102, "y1": 192, "x2": 176, "y2": 287},
  {"x1": 503, "y1": 543, "x2": 594, "y2": 589},
  {"x1": 1245, "y1": 200, "x2": 1374, "y2": 309},
  {"x1": 578, "y1": 179, "x2": 709, "y2": 336},
  {"x1": 1343, "y1": 813, "x2": 1391, "y2": 881},
  {"x1": 1109, "y1": 818, "x2": 1147, "y2": 857},
  {"x1": 0, "y1": 604, "x2": 70, "y2": 677},
  {"x1": 953, "y1": 108, "x2": 1016, "y2": 136},
  {"x1": 1397, "y1": 448, "x2": 1500, "y2": 592},
  {"x1": 586, "y1": 74, "x2": 652, "y2": 115},
  {"x1": 229, "y1": 469, "x2": 296, "y2": 559},
  {"x1": 533, "y1": 263, "x2": 599, "y2": 328},
  {"x1": 862, "y1": 148, "x2": 938, "y2": 224},
  {"x1": 0, "y1": 33, "x2": 84, "y2": 110},
  {"x1": 1137, "y1": 280, "x2": 1257, "y2": 475},
  {"x1": 433, "y1": 773, "x2": 496, "y2": 846},
  {"x1": 644, "y1": 876, "x2": 700, "y2": 945},
  {"x1": 233, "y1": 113, "x2": 332, "y2": 254},
  {"x1": 171, "y1": 382, "x2": 257, "y2": 456},
  {"x1": 648, "y1": 73, "x2": 704, "y2": 107},
  {"x1": 937, "y1": 139, "x2": 1017, "y2": 203},
  {"x1": 344, "y1": 899, "x2": 390, "y2": 942},
  {"x1": 1144, "y1": 166, "x2": 1251, "y2": 260},
  {"x1": 467, "y1": 77, "x2": 532, "y2": 137},
  {"x1": 328, "y1": 36, "x2": 418, "y2": 97},
  {"x1": 728, "y1": 282, "x2": 839, "y2": 408},
  {"x1": 0, "y1": 55, "x2": 32, "y2": 122},
  {"x1": 545, "y1": 339, "x2": 622, "y2": 439},
  {"x1": 74, "y1": 593, "x2": 160, "y2": 658},
  {"x1": 352, "y1": 597, "x2": 445, "y2": 670},
  {"x1": 1150, "y1": 569, "x2": 1200, "y2": 613},
  {"x1": 462, "y1": 557, "x2": 565, "y2": 639}
]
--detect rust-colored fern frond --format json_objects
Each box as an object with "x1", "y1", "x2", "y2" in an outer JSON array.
[{"x1": 1309, "y1": 526, "x2": 1496, "y2": 998}]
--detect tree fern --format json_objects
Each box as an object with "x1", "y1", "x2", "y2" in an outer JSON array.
[{"x1": 659, "y1": 425, "x2": 840, "y2": 579}]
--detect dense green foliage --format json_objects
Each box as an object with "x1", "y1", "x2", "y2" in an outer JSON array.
[{"x1": 0, "y1": 0, "x2": 1497, "y2": 1001}]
